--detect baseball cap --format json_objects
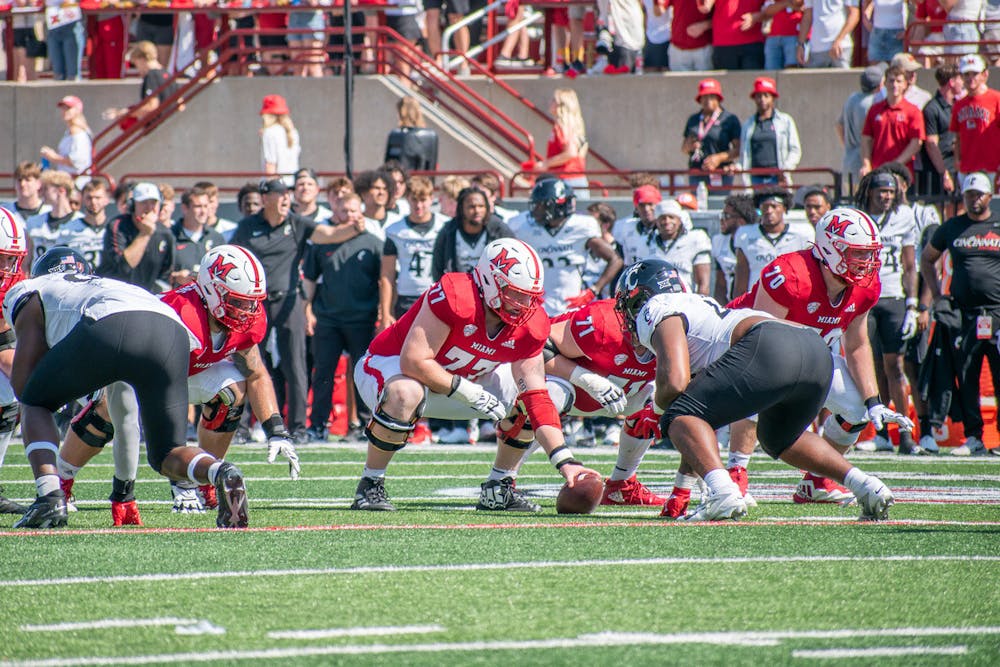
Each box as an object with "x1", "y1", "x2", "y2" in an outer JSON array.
[
  {"x1": 750, "y1": 77, "x2": 779, "y2": 98},
  {"x1": 860, "y1": 65, "x2": 887, "y2": 93},
  {"x1": 676, "y1": 191, "x2": 698, "y2": 211},
  {"x1": 632, "y1": 184, "x2": 662, "y2": 207},
  {"x1": 260, "y1": 94, "x2": 290, "y2": 116},
  {"x1": 695, "y1": 78, "x2": 724, "y2": 102},
  {"x1": 962, "y1": 172, "x2": 994, "y2": 195},
  {"x1": 131, "y1": 182, "x2": 162, "y2": 203},
  {"x1": 57, "y1": 95, "x2": 83, "y2": 111},
  {"x1": 654, "y1": 199, "x2": 684, "y2": 219},
  {"x1": 890, "y1": 53, "x2": 920, "y2": 73},
  {"x1": 959, "y1": 54, "x2": 987, "y2": 74},
  {"x1": 259, "y1": 178, "x2": 289, "y2": 195}
]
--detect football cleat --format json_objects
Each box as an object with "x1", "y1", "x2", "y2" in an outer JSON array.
[
  {"x1": 873, "y1": 434, "x2": 894, "y2": 452},
  {"x1": 918, "y1": 434, "x2": 940, "y2": 454},
  {"x1": 476, "y1": 477, "x2": 540, "y2": 512},
  {"x1": 214, "y1": 462, "x2": 249, "y2": 528},
  {"x1": 171, "y1": 481, "x2": 205, "y2": 513},
  {"x1": 602, "y1": 423, "x2": 622, "y2": 447},
  {"x1": 13, "y1": 490, "x2": 68, "y2": 529},
  {"x1": 680, "y1": 490, "x2": 747, "y2": 522},
  {"x1": 727, "y1": 466, "x2": 749, "y2": 495},
  {"x1": 660, "y1": 487, "x2": 691, "y2": 519},
  {"x1": 952, "y1": 436, "x2": 987, "y2": 456},
  {"x1": 0, "y1": 486, "x2": 26, "y2": 514},
  {"x1": 59, "y1": 477, "x2": 78, "y2": 512},
  {"x1": 350, "y1": 476, "x2": 396, "y2": 511},
  {"x1": 409, "y1": 420, "x2": 433, "y2": 445},
  {"x1": 601, "y1": 475, "x2": 667, "y2": 506},
  {"x1": 851, "y1": 478, "x2": 894, "y2": 521},
  {"x1": 793, "y1": 472, "x2": 854, "y2": 504},
  {"x1": 897, "y1": 431, "x2": 926, "y2": 455},
  {"x1": 111, "y1": 500, "x2": 143, "y2": 526},
  {"x1": 198, "y1": 484, "x2": 219, "y2": 509},
  {"x1": 854, "y1": 439, "x2": 876, "y2": 452}
]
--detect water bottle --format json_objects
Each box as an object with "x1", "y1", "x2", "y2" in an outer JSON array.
[{"x1": 696, "y1": 181, "x2": 708, "y2": 211}]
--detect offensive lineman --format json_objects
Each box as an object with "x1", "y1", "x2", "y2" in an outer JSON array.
[
  {"x1": 616, "y1": 259, "x2": 895, "y2": 522},
  {"x1": 352, "y1": 238, "x2": 601, "y2": 512}
]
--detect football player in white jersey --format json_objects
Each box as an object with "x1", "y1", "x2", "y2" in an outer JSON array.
[
  {"x1": 380, "y1": 176, "x2": 449, "y2": 327},
  {"x1": 613, "y1": 184, "x2": 661, "y2": 267},
  {"x1": 711, "y1": 193, "x2": 755, "y2": 304},
  {"x1": 4, "y1": 255, "x2": 249, "y2": 529},
  {"x1": 24, "y1": 170, "x2": 84, "y2": 262},
  {"x1": 854, "y1": 169, "x2": 920, "y2": 453},
  {"x1": 0, "y1": 208, "x2": 29, "y2": 516},
  {"x1": 508, "y1": 178, "x2": 621, "y2": 315},
  {"x1": 1, "y1": 162, "x2": 51, "y2": 226},
  {"x1": 643, "y1": 199, "x2": 712, "y2": 294},
  {"x1": 616, "y1": 259, "x2": 895, "y2": 522},
  {"x1": 733, "y1": 187, "x2": 814, "y2": 295},
  {"x1": 60, "y1": 177, "x2": 113, "y2": 269}
]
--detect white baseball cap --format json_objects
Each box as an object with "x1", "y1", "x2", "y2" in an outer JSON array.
[
  {"x1": 961, "y1": 172, "x2": 994, "y2": 195},
  {"x1": 131, "y1": 182, "x2": 162, "y2": 203},
  {"x1": 654, "y1": 199, "x2": 684, "y2": 219},
  {"x1": 958, "y1": 54, "x2": 987, "y2": 74}
]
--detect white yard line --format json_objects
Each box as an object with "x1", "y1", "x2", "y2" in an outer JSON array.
[
  {"x1": 3, "y1": 555, "x2": 999, "y2": 588},
  {"x1": 792, "y1": 645, "x2": 967, "y2": 658},
  {"x1": 1, "y1": 627, "x2": 995, "y2": 666},
  {"x1": 267, "y1": 625, "x2": 445, "y2": 640},
  {"x1": 20, "y1": 618, "x2": 197, "y2": 632}
]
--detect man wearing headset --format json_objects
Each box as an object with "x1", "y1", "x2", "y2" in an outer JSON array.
[{"x1": 96, "y1": 181, "x2": 175, "y2": 294}]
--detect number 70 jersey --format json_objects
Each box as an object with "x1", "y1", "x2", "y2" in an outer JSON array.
[{"x1": 366, "y1": 272, "x2": 550, "y2": 380}]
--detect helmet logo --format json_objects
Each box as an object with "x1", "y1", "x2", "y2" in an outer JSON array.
[
  {"x1": 491, "y1": 248, "x2": 519, "y2": 276},
  {"x1": 208, "y1": 254, "x2": 237, "y2": 280},
  {"x1": 824, "y1": 214, "x2": 852, "y2": 238}
]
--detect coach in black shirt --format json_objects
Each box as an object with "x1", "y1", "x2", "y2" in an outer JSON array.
[
  {"x1": 917, "y1": 64, "x2": 963, "y2": 198},
  {"x1": 921, "y1": 173, "x2": 1000, "y2": 454},
  {"x1": 97, "y1": 182, "x2": 174, "y2": 293},
  {"x1": 231, "y1": 178, "x2": 362, "y2": 441}
]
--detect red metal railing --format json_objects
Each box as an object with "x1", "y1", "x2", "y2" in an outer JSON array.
[{"x1": 904, "y1": 19, "x2": 1000, "y2": 55}]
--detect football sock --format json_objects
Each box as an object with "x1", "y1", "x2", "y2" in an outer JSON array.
[
  {"x1": 488, "y1": 466, "x2": 516, "y2": 482},
  {"x1": 609, "y1": 433, "x2": 649, "y2": 481},
  {"x1": 704, "y1": 468, "x2": 740, "y2": 495},
  {"x1": 56, "y1": 455, "x2": 81, "y2": 481},
  {"x1": 919, "y1": 417, "x2": 932, "y2": 438},
  {"x1": 36, "y1": 474, "x2": 61, "y2": 497},
  {"x1": 673, "y1": 472, "x2": 698, "y2": 490},
  {"x1": 362, "y1": 467, "x2": 387, "y2": 480},
  {"x1": 727, "y1": 451, "x2": 751, "y2": 470}
]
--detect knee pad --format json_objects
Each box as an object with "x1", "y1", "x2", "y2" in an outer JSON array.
[
  {"x1": 70, "y1": 399, "x2": 115, "y2": 448},
  {"x1": 365, "y1": 394, "x2": 425, "y2": 452},
  {"x1": 823, "y1": 414, "x2": 864, "y2": 448},
  {"x1": 0, "y1": 402, "x2": 18, "y2": 435},
  {"x1": 0, "y1": 327, "x2": 15, "y2": 352},
  {"x1": 201, "y1": 387, "x2": 244, "y2": 433}
]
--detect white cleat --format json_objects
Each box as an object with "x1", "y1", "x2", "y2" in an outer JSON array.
[{"x1": 681, "y1": 490, "x2": 747, "y2": 522}]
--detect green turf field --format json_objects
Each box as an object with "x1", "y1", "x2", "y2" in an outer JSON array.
[{"x1": 1, "y1": 441, "x2": 998, "y2": 666}]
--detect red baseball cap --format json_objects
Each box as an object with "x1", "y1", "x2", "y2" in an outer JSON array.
[
  {"x1": 633, "y1": 184, "x2": 662, "y2": 207},
  {"x1": 695, "y1": 78, "x2": 724, "y2": 102},
  {"x1": 676, "y1": 192, "x2": 698, "y2": 211},
  {"x1": 260, "y1": 94, "x2": 290, "y2": 116},
  {"x1": 57, "y1": 95, "x2": 83, "y2": 111},
  {"x1": 750, "y1": 77, "x2": 779, "y2": 99}
]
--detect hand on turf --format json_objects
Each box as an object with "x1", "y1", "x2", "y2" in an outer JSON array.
[
  {"x1": 170, "y1": 481, "x2": 205, "y2": 514},
  {"x1": 267, "y1": 436, "x2": 301, "y2": 480},
  {"x1": 560, "y1": 463, "x2": 601, "y2": 487},
  {"x1": 866, "y1": 403, "x2": 914, "y2": 433}
]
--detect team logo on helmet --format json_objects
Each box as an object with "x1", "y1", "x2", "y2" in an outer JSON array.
[
  {"x1": 208, "y1": 254, "x2": 237, "y2": 281},
  {"x1": 491, "y1": 248, "x2": 519, "y2": 276}
]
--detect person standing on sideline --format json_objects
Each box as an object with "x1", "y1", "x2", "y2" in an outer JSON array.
[
  {"x1": 951, "y1": 55, "x2": 1000, "y2": 180},
  {"x1": 737, "y1": 77, "x2": 802, "y2": 186},
  {"x1": 170, "y1": 186, "x2": 226, "y2": 287},
  {"x1": 259, "y1": 95, "x2": 301, "y2": 183},
  {"x1": 763, "y1": 0, "x2": 806, "y2": 69},
  {"x1": 101, "y1": 41, "x2": 178, "y2": 130},
  {"x1": 732, "y1": 187, "x2": 814, "y2": 295},
  {"x1": 643, "y1": 199, "x2": 712, "y2": 294},
  {"x1": 97, "y1": 182, "x2": 174, "y2": 294},
  {"x1": 712, "y1": 193, "x2": 756, "y2": 304},
  {"x1": 683, "y1": 79, "x2": 741, "y2": 187},
  {"x1": 25, "y1": 171, "x2": 83, "y2": 262},
  {"x1": 921, "y1": 173, "x2": 1000, "y2": 456},
  {"x1": 40, "y1": 97, "x2": 92, "y2": 183},
  {"x1": 838, "y1": 65, "x2": 886, "y2": 189},
  {"x1": 44, "y1": 0, "x2": 84, "y2": 81}
]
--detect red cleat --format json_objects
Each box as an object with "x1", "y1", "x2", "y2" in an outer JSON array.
[
  {"x1": 793, "y1": 472, "x2": 854, "y2": 504},
  {"x1": 199, "y1": 484, "x2": 219, "y2": 509},
  {"x1": 60, "y1": 477, "x2": 78, "y2": 512},
  {"x1": 409, "y1": 419, "x2": 433, "y2": 445},
  {"x1": 111, "y1": 500, "x2": 143, "y2": 526},
  {"x1": 601, "y1": 475, "x2": 667, "y2": 506},
  {"x1": 660, "y1": 487, "x2": 691, "y2": 518}
]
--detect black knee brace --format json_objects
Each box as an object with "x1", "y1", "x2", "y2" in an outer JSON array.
[
  {"x1": 0, "y1": 402, "x2": 18, "y2": 435},
  {"x1": 70, "y1": 400, "x2": 115, "y2": 448},
  {"x1": 366, "y1": 398, "x2": 424, "y2": 452},
  {"x1": 201, "y1": 387, "x2": 244, "y2": 433}
]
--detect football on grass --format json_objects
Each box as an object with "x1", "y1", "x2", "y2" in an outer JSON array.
[{"x1": 556, "y1": 472, "x2": 604, "y2": 514}]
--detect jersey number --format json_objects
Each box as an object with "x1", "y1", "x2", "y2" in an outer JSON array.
[
  {"x1": 762, "y1": 265, "x2": 786, "y2": 290},
  {"x1": 441, "y1": 346, "x2": 500, "y2": 381},
  {"x1": 408, "y1": 251, "x2": 431, "y2": 279}
]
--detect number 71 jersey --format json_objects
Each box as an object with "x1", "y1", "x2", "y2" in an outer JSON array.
[{"x1": 366, "y1": 272, "x2": 550, "y2": 380}]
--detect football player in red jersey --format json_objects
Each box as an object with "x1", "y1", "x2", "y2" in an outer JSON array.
[
  {"x1": 54, "y1": 245, "x2": 301, "y2": 525},
  {"x1": 352, "y1": 238, "x2": 601, "y2": 512},
  {"x1": 664, "y1": 208, "x2": 915, "y2": 516},
  {"x1": 0, "y1": 207, "x2": 28, "y2": 516}
]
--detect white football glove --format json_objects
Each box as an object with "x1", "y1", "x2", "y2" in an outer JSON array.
[
  {"x1": 900, "y1": 309, "x2": 919, "y2": 340},
  {"x1": 570, "y1": 366, "x2": 627, "y2": 414},
  {"x1": 866, "y1": 402, "x2": 915, "y2": 433},
  {"x1": 267, "y1": 436, "x2": 301, "y2": 480},
  {"x1": 449, "y1": 377, "x2": 507, "y2": 421},
  {"x1": 170, "y1": 481, "x2": 205, "y2": 514}
]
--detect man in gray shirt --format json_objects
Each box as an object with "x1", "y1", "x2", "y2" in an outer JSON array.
[{"x1": 837, "y1": 64, "x2": 886, "y2": 189}]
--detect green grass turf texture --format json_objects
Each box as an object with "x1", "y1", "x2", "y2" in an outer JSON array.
[{"x1": 1, "y1": 444, "x2": 998, "y2": 666}]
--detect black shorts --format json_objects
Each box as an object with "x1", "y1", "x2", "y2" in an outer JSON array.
[
  {"x1": 643, "y1": 40, "x2": 670, "y2": 69},
  {"x1": 904, "y1": 326, "x2": 930, "y2": 365},
  {"x1": 259, "y1": 33, "x2": 288, "y2": 48},
  {"x1": 134, "y1": 18, "x2": 175, "y2": 46},
  {"x1": 386, "y1": 15, "x2": 423, "y2": 43},
  {"x1": 424, "y1": 0, "x2": 444, "y2": 9},
  {"x1": 661, "y1": 321, "x2": 832, "y2": 458},
  {"x1": 19, "y1": 311, "x2": 191, "y2": 473},
  {"x1": 868, "y1": 297, "x2": 907, "y2": 355}
]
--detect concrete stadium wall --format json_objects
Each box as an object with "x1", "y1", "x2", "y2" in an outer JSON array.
[{"x1": 0, "y1": 68, "x2": 969, "y2": 185}]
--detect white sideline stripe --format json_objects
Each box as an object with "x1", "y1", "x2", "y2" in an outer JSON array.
[
  {"x1": 4, "y1": 555, "x2": 1000, "y2": 588},
  {"x1": 20, "y1": 618, "x2": 197, "y2": 632},
  {"x1": 792, "y1": 645, "x2": 967, "y2": 659},
  {"x1": 267, "y1": 624, "x2": 445, "y2": 640},
  {"x1": 1, "y1": 628, "x2": 995, "y2": 666}
]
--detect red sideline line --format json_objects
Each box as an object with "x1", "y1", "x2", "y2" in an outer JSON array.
[{"x1": 2, "y1": 518, "x2": 999, "y2": 537}]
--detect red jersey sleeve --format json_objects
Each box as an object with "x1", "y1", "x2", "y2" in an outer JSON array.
[{"x1": 426, "y1": 273, "x2": 478, "y2": 326}]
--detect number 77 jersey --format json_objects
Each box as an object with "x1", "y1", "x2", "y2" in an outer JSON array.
[{"x1": 366, "y1": 272, "x2": 551, "y2": 380}]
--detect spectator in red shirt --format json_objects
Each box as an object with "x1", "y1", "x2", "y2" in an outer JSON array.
[
  {"x1": 861, "y1": 65, "x2": 926, "y2": 177},
  {"x1": 950, "y1": 54, "x2": 1000, "y2": 177},
  {"x1": 763, "y1": 0, "x2": 805, "y2": 69},
  {"x1": 912, "y1": 0, "x2": 948, "y2": 66},
  {"x1": 668, "y1": 0, "x2": 714, "y2": 71},
  {"x1": 701, "y1": 0, "x2": 766, "y2": 69}
]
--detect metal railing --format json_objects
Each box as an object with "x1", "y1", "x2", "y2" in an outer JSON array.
[{"x1": 904, "y1": 19, "x2": 1000, "y2": 54}]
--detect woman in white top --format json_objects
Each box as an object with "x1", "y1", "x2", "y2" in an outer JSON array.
[
  {"x1": 259, "y1": 94, "x2": 301, "y2": 184},
  {"x1": 40, "y1": 95, "x2": 92, "y2": 184}
]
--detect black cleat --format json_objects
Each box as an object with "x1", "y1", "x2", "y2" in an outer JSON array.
[
  {"x1": 350, "y1": 477, "x2": 396, "y2": 511},
  {"x1": 13, "y1": 490, "x2": 68, "y2": 528},
  {"x1": 0, "y1": 487, "x2": 26, "y2": 514},
  {"x1": 476, "y1": 477, "x2": 541, "y2": 512},
  {"x1": 214, "y1": 462, "x2": 249, "y2": 528}
]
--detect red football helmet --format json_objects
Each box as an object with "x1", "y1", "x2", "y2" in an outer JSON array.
[
  {"x1": 472, "y1": 239, "x2": 545, "y2": 326},
  {"x1": 813, "y1": 207, "x2": 882, "y2": 287},
  {"x1": 0, "y1": 207, "x2": 28, "y2": 294},
  {"x1": 196, "y1": 245, "x2": 267, "y2": 333}
]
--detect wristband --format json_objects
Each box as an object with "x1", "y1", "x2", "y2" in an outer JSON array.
[
  {"x1": 918, "y1": 304, "x2": 929, "y2": 313},
  {"x1": 548, "y1": 445, "x2": 576, "y2": 469},
  {"x1": 262, "y1": 414, "x2": 288, "y2": 439},
  {"x1": 864, "y1": 396, "x2": 881, "y2": 410},
  {"x1": 905, "y1": 297, "x2": 918, "y2": 310}
]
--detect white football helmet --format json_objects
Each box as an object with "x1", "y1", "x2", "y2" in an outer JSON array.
[
  {"x1": 196, "y1": 244, "x2": 267, "y2": 333},
  {"x1": 813, "y1": 207, "x2": 882, "y2": 287},
  {"x1": 472, "y1": 238, "x2": 544, "y2": 325},
  {"x1": 0, "y1": 207, "x2": 28, "y2": 293}
]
